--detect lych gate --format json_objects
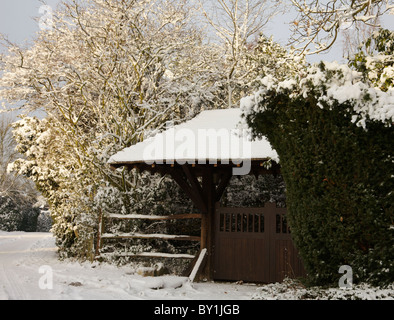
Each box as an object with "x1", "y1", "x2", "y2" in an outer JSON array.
[{"x1": 107, "y1": 108, "x2": 306, "y2": 282}]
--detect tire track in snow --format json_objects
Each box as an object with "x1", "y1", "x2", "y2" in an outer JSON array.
[
  {"x1": 0, "y1": 233, "x2": 55, "y2": 300},
  {"x1": 0, "y1": 262, "x2": 29, "y2": 300}
]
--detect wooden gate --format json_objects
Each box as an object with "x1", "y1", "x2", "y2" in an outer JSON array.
[{"x1": 213, "y1": 202, "x2": 305, "y2": 283}]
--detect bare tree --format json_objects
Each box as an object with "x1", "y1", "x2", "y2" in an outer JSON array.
[
  {"x1": 341, "y1": 17, "x2": 380, "y2": 58},
  {"x1": 289, "y1": 0, "x2": 394, "y2": 55},
  {"x1": 199, "y1": 0, "x2": 282, "y2": 107},
  {"x1": 200, "y1": 0, "x2": 280, "y2": 51}
]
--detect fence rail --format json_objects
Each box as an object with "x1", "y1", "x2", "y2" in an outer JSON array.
[
  {"x1": 107, "y1": 213, "x2": 202, "y2": 221},
  {"x1": 95, "y1": 211, "x2": 201, "y2": 260},
  {"x1": 101, "y1": 232, "x2": 201, "y2": 242}
]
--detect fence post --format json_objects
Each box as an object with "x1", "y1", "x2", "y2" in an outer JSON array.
[{"x1": 95, "y1": 209, "x2": 104, "y2": 257}]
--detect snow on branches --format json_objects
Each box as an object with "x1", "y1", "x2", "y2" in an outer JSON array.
[
  {"x1": 289, "y1": 0, "x2": 394, "y2": 54},
  {"x1": 2, "y1": 0, "x2": 285, "y2": 258},
  {"x1": 242, "y1": 60, "x2": 394, "y2": 129}
]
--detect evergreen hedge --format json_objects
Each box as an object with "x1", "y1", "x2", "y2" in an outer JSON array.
[{"x1": 244, "y1": 69, "x2": 393, "y2": 286}]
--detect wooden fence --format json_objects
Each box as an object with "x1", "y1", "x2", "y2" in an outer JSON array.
[{"x1": 95, "y1": 210, "x2": 201, "y2": 260}]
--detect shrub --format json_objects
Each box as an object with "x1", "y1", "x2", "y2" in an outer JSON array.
[
  {"x1": 242, "y1": 36, "x2": 394, "y2": 285},
  {"x1": 0, "y1": 196, "x2": 40, "y2": 232}
]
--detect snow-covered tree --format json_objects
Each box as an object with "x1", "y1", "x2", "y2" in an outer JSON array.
[
  {"x1": 1, "y1": 0, "x2": 285, "y2": 259},
  {"x1": 200, "y1": 0, "x2": 283, "y2": 107},
  {"x1": 1, "y1": 0, "x2": 223, "y2": 258},
  {"x1": 0, "y1": 116, "x2": 37, "y2": 204},
  {"x1": 0, "y1": 116, "x2": 40, "y2": 232}
]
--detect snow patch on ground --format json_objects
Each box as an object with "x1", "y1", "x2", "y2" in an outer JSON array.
[{"x1": 252, "y1": 278, "x2": 394, "y2": 300}]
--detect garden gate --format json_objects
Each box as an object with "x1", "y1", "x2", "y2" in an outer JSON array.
[{"x1": 213, "y1": 202, "x2": 305, "y2": 283}]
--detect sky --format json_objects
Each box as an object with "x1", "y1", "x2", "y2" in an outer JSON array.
[
  {"x1": 0, "y1": 0, "x2": 347, "y2": 61},
  {"x1": 0, "y1": 0, "x2": 59, "y2": 46}
]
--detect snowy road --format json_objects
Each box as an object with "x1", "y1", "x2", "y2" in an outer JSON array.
[
  {"x1": 0, "y1": 231, "x2": 257, "y2": 300},
  {"x1": 0, "y1": 232, "x2": 58, "y2": 300}
]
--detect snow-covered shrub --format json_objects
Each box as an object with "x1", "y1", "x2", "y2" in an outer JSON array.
[
  {"x1": 0, "y1": 196, "x2": 21, "y2": 231},
  {"x1": 7, "y1": 115, "x2": 98, "y2": 258},
  {"x1": 36, "y1": 209, "x2": 52, "y2": 232},
  {"x1": 242, "y1": 29, "x2": 394, "y2": 286},
  {"x1": 18, "y1": 206, "x2": 40, "y2": 232},
  {"x1": 0, "y1": 196, "x2": 40, "y2": 232},
  {"x1": 349, "y1": 29, "x2": 394, "y2": 92}
]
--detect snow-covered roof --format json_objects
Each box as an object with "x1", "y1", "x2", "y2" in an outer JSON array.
[{"x1": 108, "y1": 108, "x2": 278, "y2": 167}]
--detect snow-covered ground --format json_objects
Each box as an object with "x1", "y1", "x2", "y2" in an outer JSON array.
[
  {"x1": 0, "y1": 231, "x2": 393, "y2": 301},
  {"x1": 0, "y1": 231, "x2": 261, "y2": 300}
]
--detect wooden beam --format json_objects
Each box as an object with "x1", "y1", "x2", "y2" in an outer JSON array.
[
  {"x1": 95, "y1": 209, "x2": 104, "y2": 257},
  {"x1": 169, "y1": 167, "x2": 207, "y2": 213},
  {"x1": 188, "y1": 248, "x2": 208, "y2": 282},
  {"x1": 215, "y1": 170, "x2": 233, "y2": 202},
  {"x1": 201, "y1": 166, "x2": 216, "y2": 280},
  {"x1": 181, "y1": 165, "x2": 206, "y2": 208},
  {"x1": 101, "y1": 252, "x2": 196, "y2": 259}
]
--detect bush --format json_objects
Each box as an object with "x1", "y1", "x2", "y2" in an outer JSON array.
[
  {"x1": 36, "y1": 209, "x2": 52, "y2": 232},
  {"x1": 221, "y1": 174, "x2": 286, "y2": 208},
  {"x1": 0, "y1": 196, "x2": 40, "y2": 232},
  {"x1": 243, "y1": 48, "x2": 394, "y2": 286}
]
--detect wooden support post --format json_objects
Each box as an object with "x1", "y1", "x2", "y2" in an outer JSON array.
[
  {"x1": 215, "y1": 170, "x2": 233, "y2": 202},
  {"x1": 181, "y1": 165, "x2": 205, "y2": 204},
  {"x1": 200, "y1": 215, "x2": 208, "y2": 252},
  {"x1": 201, "y1": 166, "x2": 216, "y2": 280}
]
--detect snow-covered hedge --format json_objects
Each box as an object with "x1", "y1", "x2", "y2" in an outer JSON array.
[
  {"x1": 242, "y1": 60, "x2": 394, "y2": 130},
  {"x1": 242, "y1": 29, "x2": 394, "y2": 286}
]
